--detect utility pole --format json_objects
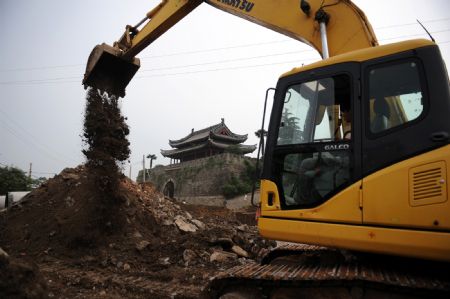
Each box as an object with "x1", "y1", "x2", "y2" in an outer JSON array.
[
  {"x1": 129, "y1": 164, "x2": 132, "y2": 180},
  {"x1": 142, "y1": 155, "x2": 146, "y2": 183},
  {"x1": 28, "y1": 163, "x2": 32, "y2": 189}
]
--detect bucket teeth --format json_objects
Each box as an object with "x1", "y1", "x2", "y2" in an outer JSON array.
[{"x1": 83, "y1": 43, "x2": 140, "y2": 97}]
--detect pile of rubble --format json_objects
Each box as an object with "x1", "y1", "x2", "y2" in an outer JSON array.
[
  {"x1": 0, "y1": 166, "x2": 275, "y2": 298},
  {"x1": 0, "y1": 247, "x2": 48, "y2": 299}
]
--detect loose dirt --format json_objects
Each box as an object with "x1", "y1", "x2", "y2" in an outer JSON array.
[
  {"x1": 0, "y1": 85, "x2": 275, "y2": 298},
  {"x1": 0, "y1": 167, "x2": 274, "y2": 298}
]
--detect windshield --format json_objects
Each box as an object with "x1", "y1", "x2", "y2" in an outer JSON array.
[{"x1": 277, "y1": 75, "x2": 351, "y2": 145}]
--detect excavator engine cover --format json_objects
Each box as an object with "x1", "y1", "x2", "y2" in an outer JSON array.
[{"x1": 83, "y1": 43, "x2": 140, "y2": 97}]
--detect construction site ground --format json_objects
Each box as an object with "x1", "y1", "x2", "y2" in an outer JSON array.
[{"x1": 0, "y1": 167, "x2": 274, "y2": 299}]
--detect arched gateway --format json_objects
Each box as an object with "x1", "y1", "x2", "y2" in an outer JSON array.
[{"x1": 163, "y1": 180, "x2": 175, "y2": 198}]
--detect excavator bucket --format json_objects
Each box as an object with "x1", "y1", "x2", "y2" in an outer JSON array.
[{"x1": 83, "y1": 43, "x2": 140, "y2": 97}]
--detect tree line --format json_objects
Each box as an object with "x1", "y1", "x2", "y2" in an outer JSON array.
[{"x1": 0, "y1": 166, "x2": 46, "y2": 195}]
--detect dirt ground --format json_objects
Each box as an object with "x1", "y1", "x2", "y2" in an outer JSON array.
[{"x1": 0, "y1": 167, "x2": 275, "y2": 299}]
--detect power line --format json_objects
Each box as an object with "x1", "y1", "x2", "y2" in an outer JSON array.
[
  {"x1": 1, "y1": 37, "x2": 449, "y2": 86},
  {"x1": 379, "y1": 28, "x2": 450, "y2": 42},
  {"x1": 1, "y1": 17, "x2": 448, "y2": 73},
  {"x1": 0, "y1": 52, "x2": 316, "y2": 85},
  {"x1": 136, "y1": 59, "x2": 317, "y2": 79},
  {"x1": 0, "y1": 63, "x2": 83, "y2": 73},
  {"x1": 376, "y1": 17, "x2": 450, "y2": 30},
  {"x1": 140, "y1": 50, "x2": 316, "y2": 72},
  {"x1": 0, "y1": 162, "x2": 55, "y2": 176},
  {"x1": 0, "y1": 108, "x2": 79, "y2": 164},
  {"x1": 0, "y1": 50, "x2": 312, "y2": 84},
  {"x1": 0, "y1": 75, "x2": 81, "y2": 85},
  {"x1": 0, "y1": 60, "x2": 309, "y2": 86},
  {"x1": 0, "y1": 115, "x2": 77, "y2": 165}
]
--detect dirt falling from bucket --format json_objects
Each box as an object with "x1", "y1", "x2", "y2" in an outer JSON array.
[{"x1": 82, "y1": 88, "x2": 130, "y2": 228}]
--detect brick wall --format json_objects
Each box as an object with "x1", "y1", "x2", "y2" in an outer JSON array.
[{"x1": 137, "y1": 153, "x2": 255, "y2": 200}]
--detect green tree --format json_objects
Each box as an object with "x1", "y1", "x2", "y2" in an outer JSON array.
[
  {"x1": 221, "y1": 160, "x2": 258, "y2": 199},
  {"x1": 0, "y1": 166, "x2": 32, "y2": 195},
  {"x1": 31, "y1": 177, "x2": 47, "y2": 189},
  {"x1": 278, "y1": 108, "x2": 302, "y2": 145},
  {"x1": 147, "y1": 154, "x2": 157, "y2": 169}
]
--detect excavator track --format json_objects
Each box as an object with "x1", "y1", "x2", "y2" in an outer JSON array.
[{"x1": 203, "y1": 244, "x2": 450, "y2": 299}]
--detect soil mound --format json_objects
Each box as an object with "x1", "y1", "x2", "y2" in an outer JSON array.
[
  {"x1": 0, "y1": 248, "x2": 48, "y2": 299},
  {"x1": 0, "y1": 167, "x2": 274, "y2": 298}
]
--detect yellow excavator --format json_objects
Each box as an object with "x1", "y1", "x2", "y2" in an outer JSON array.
[{"x1": 84, "y1": 0, "x2": 450, "y2": 297}]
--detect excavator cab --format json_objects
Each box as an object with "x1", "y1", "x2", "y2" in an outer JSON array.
[
  {"x1": 259, "y1": 39, "x2": 450, "y2": 261},
  {"x1": 83, "y1": 43, "x2": 140, "y2": 97}
]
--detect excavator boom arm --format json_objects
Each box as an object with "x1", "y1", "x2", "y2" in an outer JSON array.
[
  {"x1": 83, "y1": 0, "x2": 378, "y2": 96},
  {"x1": 124, "y1": 0, "x2": 378, "y2": 58}
]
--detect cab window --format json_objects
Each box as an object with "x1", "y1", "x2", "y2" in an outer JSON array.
[
  {"x1": 277, "y1": 75, "x2": 352, "y2": 145},
  {"x1": 368, "y1": 61, "x2": 425, "y2": 134}
]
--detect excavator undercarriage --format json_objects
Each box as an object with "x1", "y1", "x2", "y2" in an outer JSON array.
[{"x1": 204, "y1": 244, "x2": 450, "y2": 299}]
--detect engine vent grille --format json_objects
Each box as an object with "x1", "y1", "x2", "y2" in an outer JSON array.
[
  {"x1": 412, "y1": 168, "x2": 443, "y2": 200},
  {"x1": 409, "y1": 161, "x2": 447, "y2": 206}
]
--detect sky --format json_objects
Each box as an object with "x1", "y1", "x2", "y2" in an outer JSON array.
[{"x1": 0, "y1": 0, "x2": 449, "y2": 181}]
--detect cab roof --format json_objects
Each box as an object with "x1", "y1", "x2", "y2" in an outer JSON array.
[{"x1": 281, "y1": 39, "x2": 436, "y2": 78}]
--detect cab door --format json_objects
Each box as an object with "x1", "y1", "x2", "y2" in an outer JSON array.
[
  {"x1": 262, "y1": 63, "x2": 363, "y2": 224},
  {"x1": 361, "y1": 47, "x2": 450, "y2": 231}
]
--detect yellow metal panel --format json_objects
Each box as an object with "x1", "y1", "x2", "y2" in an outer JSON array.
[
  {"x1": 127, "y1": 0, "x2": 378, "y2": 58},
  {"x1": 363, "y1": 145, "x2": 450, "y2": 230},
  {"x1": 282, "y1": 39, "x2": 435, "y2": 78},
  {"x1": 260, "y1": 180, "x2": 282, "y2": 211},
  {"x1": 207, "y1": 0, "x2": 377, "y2": 58},
  {"x1": 127, "y1": 0, "x2": 203, "y2": 57},
  {"x1": 258, "y1": 217, "x2": 450, "y2": 261},
  {"x1": 260, "y1": 179, "x2": 362, "y2": 224}
]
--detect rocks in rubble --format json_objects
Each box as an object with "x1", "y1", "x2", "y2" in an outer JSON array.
[
  {"x1": 191, "y1": 219, "x2": 205, "y2": 230},
  {"x1": 123, "y1": 263, "x2": 131, "y2": 271},
  {"x1": 132, "y1": 231, "x2": 143, "y2": 239},
  {"x1": 182, "y1": 249, "x2": 198, "y2": 266},
  {"x1": 174, "y1": 215, "x2": 197, "y2": 233},
  {"x1": 0, "y1": 247, "x2": 49, "y2": 299},
  {"x1": 236, "y1": 224, "x2": 249, "y2": 232},
  {"x1": 0, "y1": 163, "x2": 279, "y2": 299},
  {"x1": 60, "y1": 168, "x2": 81, "y2": 181},
  {"x1": 64, "y1": 196, "x2": 74, "y2": 208},
  {"x1": 0, "y1": 247, "x2": 9, "y2": 258},
  {"x1": 158, "y1": 257, "x2": 171, "y2": 265},
  {"x1": 210, "y1": 250, "x2": 238, "y2": 263},
  {"x1": 162, "y1": 219, "x2": 174, "y2": 226},
  {"x1": 231, "y1": 245, "x2": 249, "y2": 258},
  {"x1": 135, "y1": 240, "x2": 150, "y2": 251},
  {"x1": 62, "y1": 173, "x2": 80, "y2": 181}
]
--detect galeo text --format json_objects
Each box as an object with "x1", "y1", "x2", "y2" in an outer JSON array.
[{"x1": 324, "y1": 144, "x2": 350, "y2": 151}]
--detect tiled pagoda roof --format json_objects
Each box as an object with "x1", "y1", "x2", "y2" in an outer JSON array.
[
  {"x1": 161, "y1": 139, "x2": 256, "y2": 158},
  {"x1": 161, "y1": 119, "x2": 256, "y2": 159},
  {"x1": 168, "y1": 119, "x2": 248, "y2": 148}
]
